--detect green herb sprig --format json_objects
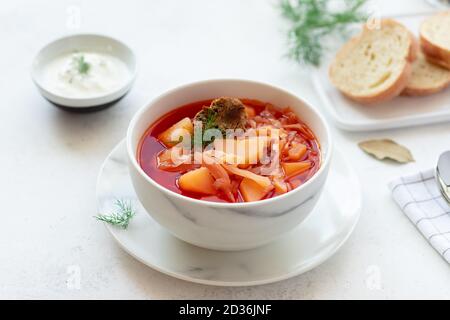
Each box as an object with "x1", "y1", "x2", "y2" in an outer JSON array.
[
  {"x1": 280, "y1": 0, "x2": 368, "y2": 66},
  {"x1": 74, "y1": 55, "x2": 90, "y2": 75},
  {"x1": 193, "y1": 107, "x2": 220, "y2": 148},
  {"x1": 201, "y1": 108, "x2": 219, "y2": 132},
  {"x1": 95, "y1": 199, "x2": 136, "y2": 229}
]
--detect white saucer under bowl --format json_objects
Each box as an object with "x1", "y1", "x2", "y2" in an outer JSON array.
[{"x1": 96, "y1": 140, "x2": 361, "y2": 286}]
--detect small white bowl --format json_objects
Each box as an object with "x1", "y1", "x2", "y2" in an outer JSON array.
[
  {"x1": 127, "y1": 79, "x2": 333, "y2": 251},
  {"x1": 31, "y1": 34, "x2": 137, "y2": 109}
]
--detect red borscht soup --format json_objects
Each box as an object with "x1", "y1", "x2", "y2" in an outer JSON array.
[{"x1": 138, "y1": 98, "x2": 320, "y2": 203}]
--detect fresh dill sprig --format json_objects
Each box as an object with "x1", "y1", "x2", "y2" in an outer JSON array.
[
  {"x1": 280, "y1": 0, "x2": 368, "y2": 66},
  {"x1": 95, "y1": 199, "x2": 136, "y2": 229},
  {"x1": 74, "y1": 54, "x2": 90, "y2": 75}
]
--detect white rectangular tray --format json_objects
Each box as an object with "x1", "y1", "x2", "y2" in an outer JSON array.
[{"x1": 312, "y1": 12, "x2": 450, "y2": 132}]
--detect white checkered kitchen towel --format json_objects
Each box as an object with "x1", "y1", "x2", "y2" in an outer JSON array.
[{"x1": 389, "y1": 169, "x2": 450, "y2": 263}]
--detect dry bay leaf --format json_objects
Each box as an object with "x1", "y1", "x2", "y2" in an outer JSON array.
[{"x1": 358, "y1": 139, "x2": 414, "y2": 163}]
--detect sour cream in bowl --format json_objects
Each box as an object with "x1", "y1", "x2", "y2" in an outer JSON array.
[{"x1": 31, "y1": 34, "x2": 136, "y2": 109}]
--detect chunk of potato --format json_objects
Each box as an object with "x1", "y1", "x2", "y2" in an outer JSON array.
[
  {"x1": 288, "y1": 143, "x2": 307, "y2": 161},
  {"x1": 213, "y1": 137, "x2": 268, "y2": 165},
  {"x1": 239, "y1": 177, "x2": 271, "y2": 202},
  {"x1": 158, "y1": 117, "x2": 193, "y2": 147},
  {"x1": 178, "y1": 167, "x2": 216, "y2": 195},
  {"x1": 282, "y1": 161, "x2": 311, "y2": 178}
]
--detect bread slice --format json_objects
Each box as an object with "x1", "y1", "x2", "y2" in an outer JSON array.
[
  {"x1": 329, "y1": 19, "x2": 417, "y2": 104},
  {"x1": 403, "y1": 52, "x2": 450, "y2": 96},
  {"x1": 426, "y1": 55, "x2": 450, "y2": 70},
  {"x1": 420, "y1": 11, "x2": 450, "y2": 70}
]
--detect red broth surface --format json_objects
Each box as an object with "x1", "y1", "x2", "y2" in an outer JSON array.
[{"x1": 138, "y1": 99, "x2": 320, "y2": 203}]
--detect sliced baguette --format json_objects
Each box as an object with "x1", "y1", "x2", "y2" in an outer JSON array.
[
  {"x1": 426, "y1": 55, "x2": 450, "y2": 70},
  {"x1": 403, "y1": 52, "x2": 450, "y2": 96},
  {"x1": 420, "y1": 11, "x2": 450, "y2": 70},
  {"x1": 329, "y1": 19, "x2": 417, "y2": 104}
]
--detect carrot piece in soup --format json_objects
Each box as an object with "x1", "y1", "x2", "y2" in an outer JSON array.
[
  {"x1": 178, "y1": 167, "x2": 216, "y2": 195},
  {"x1": 244, "y1": 106, "x2": 256, "y2": 117},
  {"x1": 273, "y1": 177, "x2": 288, "y2": 194},
  {"x1": 239, "y1": 178, "x2": 271, "y2": 202},
  {"x1": 158, "y1": 117, "x2": 193, "y2": 147},
  {"x1": 282, "y1": 161, "x2": 311, "y2": 178},
  {"x1": 279, "y1": 138, "x2": 286, "y2": 156},
  {"x1": 288, "y1": 143, "x2": 307, "y2": 161}
]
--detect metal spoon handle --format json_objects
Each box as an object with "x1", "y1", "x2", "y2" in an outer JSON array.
[{"x1": 436, "y1": 151, "x2": 450, "y2": 204}]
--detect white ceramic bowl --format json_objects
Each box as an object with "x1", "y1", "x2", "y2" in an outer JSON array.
[
  {"x1": 31, "y1": 34, "x2": 137, "y2": 108},
  {"x1": 127, "y1": 79, "x2": 332, "y2": 251}
]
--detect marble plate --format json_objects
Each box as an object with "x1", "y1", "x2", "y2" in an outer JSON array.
[{"x1": 96, "y1": 140, "x2": 361, "y2": 286}]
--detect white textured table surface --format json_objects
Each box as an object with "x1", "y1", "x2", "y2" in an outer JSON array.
[{"x1": 1, "y1": 0, "x2": 449, "y2": 299}]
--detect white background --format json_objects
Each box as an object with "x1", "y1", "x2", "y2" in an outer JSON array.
[{"x1": 1, "y1": 0, "x2": 449, "y2": 299}]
